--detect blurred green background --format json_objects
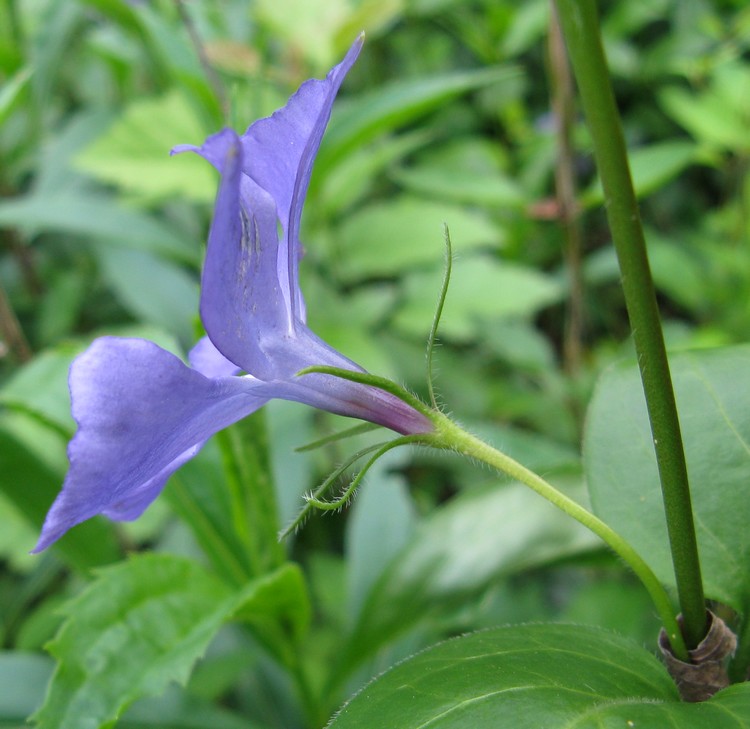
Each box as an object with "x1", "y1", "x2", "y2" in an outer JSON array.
[{"x1": 1, "y1": 0, "x2": 749, "y2": 726}]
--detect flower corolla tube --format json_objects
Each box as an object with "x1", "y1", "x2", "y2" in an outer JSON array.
[{"x1": 33, "y1": 36, "x2": 432, "y2": 552}]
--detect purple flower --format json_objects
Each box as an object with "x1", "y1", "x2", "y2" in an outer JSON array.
[{"x1": 33, "y1": 37, "x2": 432, "y2": 553}]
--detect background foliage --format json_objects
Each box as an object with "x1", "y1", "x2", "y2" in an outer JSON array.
[{"x1": 1, "y1": 0, "x2": 749, "y2": 727}]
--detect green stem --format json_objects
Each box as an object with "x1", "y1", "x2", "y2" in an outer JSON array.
[
  {"x1": 554, "y1": 0, "x2": 707, "y2": 649},
  {"x1": 428, "y1": 413, "x2": 688, "y2": 660}
]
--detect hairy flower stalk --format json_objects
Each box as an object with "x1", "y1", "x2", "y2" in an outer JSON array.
[{"x1": 34, "y1": 36, "x2": 432, "y2": 552}]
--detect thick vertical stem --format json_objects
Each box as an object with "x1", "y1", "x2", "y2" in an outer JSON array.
[{"x1": 554, "y1": 0, "x2": 707, "y2": 649}]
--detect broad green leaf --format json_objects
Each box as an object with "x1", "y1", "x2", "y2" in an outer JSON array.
[
  {"x1": 34, "y1": 556, "x2": 307, "y2": 729},
  {"x1": 339, "y1": 479, "x2": 599, "y2": 679},
  {"x1": 345, "y1": 452, "x2": 416, "y2": 618},
  {"x1": 392, "y1": 256, "x2": 563, "y2": 339},
  {"x1": 0, "y1": 192, "x2": 196, "y2": 264},
  {"x1": 582, "y1": 140, "x2": 697, "y2": 207},
  {"x1": 392, "y1": 164, "x2": 524, "y2": 207},
  {"x1": 0, "y1": 651, "x2": 262, "y2": 729},
  {"x1": 92, "y1": 245, "x2": 198, "y2": 345},
  {"x1": 317, "y1": 130, "x2": 431, "y2": 216},
  {"x1": 0, "y1": 411, "x2": 120, "y2": 569},
  {"x1": 255, "y1": 0, "x2": 349, "y2": 67},
  {"x1": 0, "y1": 652, "x2": 53, "y2": 729},
  {"x1": 333, "y1": 198, "x2": 500, "y2": 281},
  {"x1": 391, "y1": 138, "x2": 524, "y2": 208},
  {"x1": 75, "y1": 90, "x2": 215, "y2": 204},
  {"x1": 0, "y1": 346, "x2": 79, "y2": 435},
  {"x1": 328, "y1": 624, "x2": 750, "y2": 728},
  {"x1": 661, "y1": 63, "x2": 750, "y2": 152},
  {"x1": 584, "y1": 345, "x2": 750, "y2": 614},
  {"x1": 319, "y1": 65, "x2": 520, "y2": 172}
]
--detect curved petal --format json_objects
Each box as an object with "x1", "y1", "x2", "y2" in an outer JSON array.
[
  {"x1": 241, "y1": 35, "x2": 363, "y2": 323},
  {"x1": 174, "y1": 129, "x2": 292, "y2": 380},
  {"x1": 189, "y1": 335, "x2": 241, "y2": 378},
  {"x1": 33, "y1": 337, "x2": 268, "y2": 552}
]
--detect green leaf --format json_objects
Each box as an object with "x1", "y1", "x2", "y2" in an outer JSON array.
[
  {"x1": 390, "y1": 138, "x2": 524, "y2": 208},
  {"x1": 584, "y1": 345, "x2": 750, "y2": 614},
  {"x1": 0, "y1": 65, "x2": 31, "y2": 126},
  {"x1": 319, "y1": 65, "x2": 520, "y2": 172},
  {"x1": 75, "y1": 90, "x2": 215, "y2": 204},
  {"x1": 0, "y1": 412, "x2": 121, "y2": 570},
  {"x1": 328, "y1": 624, "x2": 750, "y2": 728},
  {"x1": 661, "y1": 63, "x2": 750, "y2": 152},
  {"x1": 339, "y1": 479, "x2": 599, "y2": 680},
  {"x1": 34, "y1": 555, "x2": 306, "y2": 729},
  {"x1": 92, "y1": 245, "x2": 198, "y2": 345},
  {"x1": 392, "y1": 255, "x2": 563, "y2": 339},
  {"x1": 333, "y1": 198, "x2": 501, "y2": 281},
  {"x1": 0, "y1": 652, "x2": 53, "y2": 728},
  {"x1": 0, "y1": 192, "x2": 196, "y2": 264},
  {"x1": 582, "y1": 140, "x2": 698, "y2": 207}
]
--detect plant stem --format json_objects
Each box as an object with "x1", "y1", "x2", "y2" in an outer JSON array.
[
  {"x1": 554, "y1": 0, "x2": 707, "y2": 649},
  {"x1": 548, "y1": 2, "x2": 584, "y2": 376},
  {"x1": 430, "y1": 413, "x2": 688, "y2": 660}
]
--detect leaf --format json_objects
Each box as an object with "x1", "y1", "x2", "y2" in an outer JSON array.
[
  {"x1": 390, "y1": 138, "x2": 524, "y2": 208},
  {"x1": 328, "y1": 624, "x2": 750, "y2": 728},
  {"x1": 0, "y1": 192, "x2": 196, "y2": 264},
  {"x1": 392, "y1": 255, "x2": 563, "y2": 339},
  {"x1": 75, "y1": 90, "x2": 216, "y2": 204},
  {"x1": 661, "y1": 63, "x2": 750, "y2": 152},
  {"x1": 582, "y1": 140, "x2": 698, "y2": 207},
  {"x1": 584, "y1": 345, "x2": 750, "y2": 614},
  {"x1": 344, "y1": 452, "x2": 416, "y2": 618},
  {"x1": 338, "y1": 479, "x2": 599, "y2": 680},
  {"x1": 92, "y1": 245, "x2": 198, "y2": 345},
  {"x1": 0, "y1": 652, "x2": 53, "y2": 729},
  {"x1": 0, "y1": 412, "x2": 121, "y2": 570},
  {"x1": 333, "y1": 198, "x2": 501, "y2": 281},
  {"x1": 0, "y1": 65, "x2": 32, "y2": 126},
  {"x1": 34, "y1": 555, "x2": 307, "y2": 729},
  {"x1": 318, "y1": 65, "x2": 520, "y2": 172}
]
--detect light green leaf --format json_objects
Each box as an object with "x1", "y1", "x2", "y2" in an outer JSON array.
[
  {"x1": 329, "y1": 624, "x2": 750, "y2": 728},
  {"x1": 584, "y1": 345, "x2": 750, "y2": 614},
  {"x1": 582, "y1": 140, "x2": 697, "y2": 207},
  {"x1": 319, "y1": 65, "x2": 520, "y2": 172},
  {"x1": 333, "y1": 198, "x2": 501, "y2": 281},
  {"x1": 0, "y1": 652, "x2": 53, "y2": 729},
  {"x1": 0, "y1": 66, "x2": 32, "y2": 126},
  {"x1": 93, "y1": 245, "x2": 198, "y2": 345},
  {"x1": 75, "y1": 90, "x2": 215, "y2": 204},
  {"x1": 661, "y1": 63, "x2": 750, "y2": 152},
  {"x1": 34, "y1": 556, "x2": 306, "y2": 729},
  {"x1": 392, "y1": 255, "x2": 563, "y2": 339},
  {"x1": 339, "y1": 479, "x2": 598, "y2": 679},
  {"x1": 0, "y1": 192, "x2": 196, "y2": 264}
]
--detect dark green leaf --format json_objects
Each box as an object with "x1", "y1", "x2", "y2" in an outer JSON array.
[
  {"x1": 0, "y1": 412, "x2": 121, "y2": 570},
  {"x1": 329, "y1": 624, "x2": 750, "y2": 728},
  {"x1": 34, "y1": 555, "x2": 306, "y2": 729}
]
